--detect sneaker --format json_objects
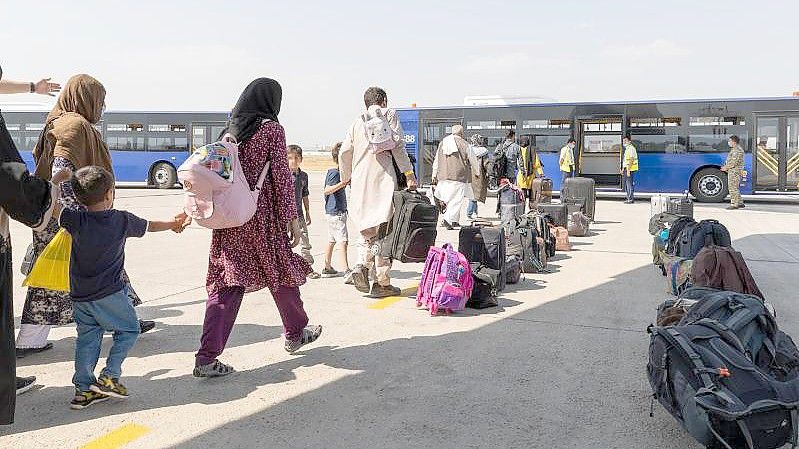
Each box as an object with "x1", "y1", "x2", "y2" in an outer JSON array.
[
  {"x1": 307, "y1": 271, "x2": 321, "y2": 279},
  {"x1": 284, "y1": 325, "x2": 323, "y2": 353},
  {"x1": 738, "y1": 204, "x2": 746, "y2": 208},
  {"x1": 90, "y1": 374, "x2": 129, "y2": 399},
  {"x1": 442, "y1": 220, "x2": 454, "y2": 230},
  {"x1": 369, "y1": 283, "x2": 401, "y2": 298},
  {"x1": 350, "y1": 265, "x2": 370, "y2": 293},
  {"x1": 343, "y1": 269, "x2": 354, "y2": 285},
  {"x1": 321, "y1": 267, "x2": 339, "y2": 278},
  {"x1": 16, "y1": 376, "x2": 36, "y2": 395},
  {"x1": 452, "y1": 222, "x2": 461, "y2": 228},
  {"x1": 70, "y1": 389, "x2": 109, "y2": 410},
  {"x1": 16, "y1": 342, "x2": 53, "y2": 358},
  {"x1": 726, "y1": 205, "x2": 740, "y2": 210},
  {"x1": 139, "y1": 320, "x2": 155, "y2": 334},
  {"x1": 193, "y1": 359, "x2": 235, "y2": 378},
  {"x1": 624, "y1": 200, "x2": 634, "y2": 204}
]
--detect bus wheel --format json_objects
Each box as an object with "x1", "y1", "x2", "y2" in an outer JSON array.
[
  {"x1": 151, "y1": 162, "x2": 177, "y2": 189},
  {"x1": 691, "y1": 167, "x2": 728, "y2": 203}
]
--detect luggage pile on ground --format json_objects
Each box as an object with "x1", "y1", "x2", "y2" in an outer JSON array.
[
  {"x1": 645, "y1": 204, "x2": 799, "y2": 449},
  {"x1": 415, "y1": 177, "x2": 598, "y2": 314},
  {"x1": 648, "y1": 194, "x2": 732, "y2": 296}
]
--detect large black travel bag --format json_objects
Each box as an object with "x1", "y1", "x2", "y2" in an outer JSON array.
[
  {"x1": 648, "y1": 288, "x2": 799, "y2": 449},
  {"x1": 468, "y1": 263, "x2": 500, "y2": 309},
  {"x1": 458, "y1": 221, "x2": 506, "y2": 292},
  {"x1": 381, "y1": 190, "x2": 439, "y2": 263},
  {"x1": 674, "y1": 219, "x2": 732, "y2": 259},
  {"x1": 561, "y1": 177, "x2": 596, "y2": 220},
  {"x1": 665, "y1": 216, "x2": 697, "y2": 255},
  {"x1": 648, "y1": 322, "x2": 799, "y2": 449},
  {"x1": 536, "y1": 203, "x2": 567, "y2": 228},
  {"x1": 530, "y1": 213, "x2": 556, "y2": 258},
  {"x1": 505, "y1": 215, "x2": 544, "y2": 273}
]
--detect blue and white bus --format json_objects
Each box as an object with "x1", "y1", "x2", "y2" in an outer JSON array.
[
  {"x1": 4, "y1": 110, "x2": 228, "y2": 188},
  {"x1": 396, "y1": 97, "x2": 799, "y2": 202}
]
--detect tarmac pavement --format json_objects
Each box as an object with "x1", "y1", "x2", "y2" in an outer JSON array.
[{"x1": 2, "y1": 172, "x2": 798, "y2": 449}]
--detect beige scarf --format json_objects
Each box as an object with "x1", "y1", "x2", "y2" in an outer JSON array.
[{"x1": 33, "y1": 74, "x2": 112, "y2": 180}]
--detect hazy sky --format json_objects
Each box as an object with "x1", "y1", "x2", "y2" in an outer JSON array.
[{"x1": 2, "y1": 0, "x2": 798, "y2": 148}]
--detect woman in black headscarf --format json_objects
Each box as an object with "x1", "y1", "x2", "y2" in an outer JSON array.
[
  {"x1": 0, "y1": 65, "x2": 61, "y2": 424},
  {"x1": 193, "y1": 78, "x2": 322, "y2": 378}
]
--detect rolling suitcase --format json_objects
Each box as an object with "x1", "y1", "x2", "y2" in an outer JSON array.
[
  {"x1": 536, "y1": 203, "x2": 568, "y2": 228},
  {"x1": 458, "y1": 220, "x2": 507, "y2": 292},
  {"x1": 650, "y1": 194, "x2": 671, "y2": 218},
  {"x1": 669, "y1": 193, "x2": 694, "y2": 218},
  {"x1": 497, "y1": 183, "x2": 525, "y2": 228},
  {"x1": 561, "y1": 177, "x2": 596, "y2": 220},
  {"x1": 380, "y1": 190, "x2": 439, "y2": 263}
]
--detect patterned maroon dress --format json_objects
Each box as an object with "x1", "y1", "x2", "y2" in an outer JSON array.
[{"x1": 205, "y1": 121, "x2": 311, "y2": 294}]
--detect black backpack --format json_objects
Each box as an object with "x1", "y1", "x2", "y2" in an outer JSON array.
[
  {"x1": 458, "y1": 221, "x2": 506, "y2": 292},
  {"x1": 648, "y1": 322, "x2": 799, "y2": 449},
  {"x1": 493, "y1": 151, "x2": 508, "y2": 181},
  {"x1": 530, "y1": 213, "x2": 556, "y2": 257},
  {"x1": 506, "y1": 215, "x2": 544, "y2": 273},
  {"x1": 468, "y1": 263, "x2": 500, "y2": 309},
  {"x1": 380, "y1": 190, "x2": 439, "y2": 263},
  {"x1": 676, "y1": 219, "x2": 732, "y2": 259},
  {"x1": 666, "y1": 216, "x2": 696, "y2": 255},
  {"x1": 648, "y1": 288, "x2": 799, "y2": 449}
]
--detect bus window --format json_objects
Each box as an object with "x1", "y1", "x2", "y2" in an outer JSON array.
[
  {"x1": 631, "y1": 135, "x2": 686, "y2": 153},
  {"x1": 211, "y1": 126, "x2": 226, "y2": 140},
  {"x1": 688, "y1": 134, "x2": 747, "y2": 153},
  {"x1": 532, "y1": 135, "x2": 570, "y2": 153}
]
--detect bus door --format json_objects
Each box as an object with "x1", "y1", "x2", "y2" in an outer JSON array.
[
  {"x1": 755, "y1": 115, "x2": 799, "y2": 192},
  {"x1": 190, "y1": 122, "x2": 228, "y2": 151},
  {"x1": 576, "y1": 117, "x2": 624, "y2": 188},
  {"x1": 419, "y1": 118, "x2": 462, "y2": 185}
]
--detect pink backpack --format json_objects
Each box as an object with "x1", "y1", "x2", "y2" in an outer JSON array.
[
  {"x1": 177, "y1": 134, "x2": 270, "y2": 229},
  {"x1": 416, "y1": 243, "x2": 473, "y2": 315}
]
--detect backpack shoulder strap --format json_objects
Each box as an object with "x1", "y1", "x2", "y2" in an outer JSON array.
[{"x1": 254, "y1": 160, "x2": 271, "y2": 191}]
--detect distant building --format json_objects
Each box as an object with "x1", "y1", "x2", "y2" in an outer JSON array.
[{"x1": 462, "y1": 95, "x2": 558, "y2": 106}]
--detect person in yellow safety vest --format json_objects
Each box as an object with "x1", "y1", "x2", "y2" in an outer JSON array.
[
  {"x1": 559, "y1": 138, "x2": 577, "y2": 187},
  {"x1": 516, "y1": 135, "x2": 544, "y2": 209},
  {"x1": 621, "y1": 135, "x2": 639, "y2": 204}
]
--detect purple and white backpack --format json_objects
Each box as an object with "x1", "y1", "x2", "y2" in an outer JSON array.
[
  {"x1": 416, "y1": 244, "x2": 473, "y2": 315},
  {"x1": 361, "y1": 107, "x2": 400, "y2": 154}
]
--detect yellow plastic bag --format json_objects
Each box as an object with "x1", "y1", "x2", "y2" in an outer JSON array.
[{"x1": 23, "y1": 228, "x2": 71, "y2": 292}]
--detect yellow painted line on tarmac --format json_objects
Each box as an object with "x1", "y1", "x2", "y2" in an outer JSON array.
[
  {"x1": 79, "y1": 423, "x2": 150, "y2": 449},
  {"x1": 368, "y1": 284, "x2": 419, "y2": 310}
]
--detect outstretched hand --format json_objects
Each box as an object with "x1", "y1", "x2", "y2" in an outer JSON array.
[{"x1": 34, "y1": 78, "x2": 61, "y2": 97}]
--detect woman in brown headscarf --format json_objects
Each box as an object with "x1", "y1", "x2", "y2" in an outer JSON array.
[{"x1": 16, "y1": 75, "x2": 147, "y2": 354}]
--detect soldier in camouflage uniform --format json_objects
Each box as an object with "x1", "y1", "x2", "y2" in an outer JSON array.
[{"x1": 721, "y1": 135, "x2": 745, "y2": 209}]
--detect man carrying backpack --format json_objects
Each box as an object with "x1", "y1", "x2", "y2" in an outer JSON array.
[
  {"x1": 339, "y1": 87, "x2": 417, "y2": 298},
  {"x1": 721, "y1": 135, "x2": 745, "y2": 210},
  {"x1": 494, "y1": 130, "x2": 519, "y2": 183}
]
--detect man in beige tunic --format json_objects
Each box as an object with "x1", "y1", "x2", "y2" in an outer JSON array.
[{"x1": 339, "y1": 87, "x2": 417, "y2": 298}]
